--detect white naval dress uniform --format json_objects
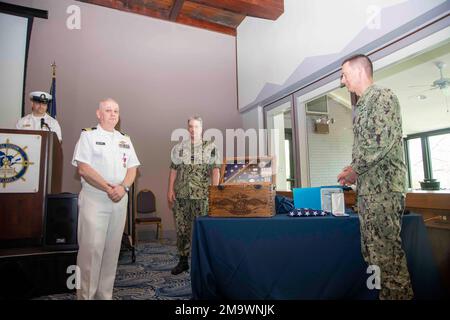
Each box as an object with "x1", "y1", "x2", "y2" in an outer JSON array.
[
  {"x1": 16, "y1": 113, "x2": 62, "y2": 141},
  {"x1": 72, "y1": 124, "x2": 140, "y2": 300}
]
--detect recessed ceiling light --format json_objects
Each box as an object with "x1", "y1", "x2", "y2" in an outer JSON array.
[{"x1": 417, "y1": 95, "x2": 427, "y2": 100}]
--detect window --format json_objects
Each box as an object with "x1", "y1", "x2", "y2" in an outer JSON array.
[
  {"x1": 304, "y1": 93, "x2": 353, "y2": 187},
  {"x1": 405, "y1": 129, "x2": 450, "y2": 190},
  {"x1": 265, "y1": 98, "x2": 297, "y2": 191},
  {"x1": 429, "y1": 133, "x2": 450, "y2": 189},
  {"x1": 407, "y1": 138, "x2": 424, "y2": 190}
]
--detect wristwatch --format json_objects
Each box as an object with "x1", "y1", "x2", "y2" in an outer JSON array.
[{"x1": 121, "y1": 184, "x2": 130, "y2": 192}]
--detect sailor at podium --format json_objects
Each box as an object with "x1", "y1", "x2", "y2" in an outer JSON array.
[{"x1": 16, "y1": 91, "x2": 62, "y2": 141}]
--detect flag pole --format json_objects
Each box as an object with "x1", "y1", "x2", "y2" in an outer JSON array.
[
  {"x1": 49, "y1": 62, "x2": 57, "y2": 118},
  {"x1": 51, "y1": 61, "x2": 56, "y2": 78}
]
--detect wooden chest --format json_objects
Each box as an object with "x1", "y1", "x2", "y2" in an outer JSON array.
[{"x1": 208, "y1": 157, "x2": 276, "y2": 217}]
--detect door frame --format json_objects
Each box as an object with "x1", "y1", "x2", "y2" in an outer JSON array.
[{"x1": 263, "y1": 95, "x2": 299, "y2": 189}]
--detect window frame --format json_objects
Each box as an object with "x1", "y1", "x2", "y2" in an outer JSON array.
[{"x1": 404, "y1": 127, "x2": 450, "y2": 189}]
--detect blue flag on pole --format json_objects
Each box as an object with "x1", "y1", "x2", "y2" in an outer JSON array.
[{"x1": 49, "y1": 63, "x2": 57, "y2": 118}]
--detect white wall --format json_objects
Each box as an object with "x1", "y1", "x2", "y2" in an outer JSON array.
[
  {"x1": 237, "y1": 0, "x2": 447, "y2": 110},
  {"x1": 3, "y1": 0, "x2": 242, "y2": 236},
  {"x1": 242, "y1": 106, "x2": 263, "y2": 130},
  {"x1": 307, "y1": 98, "x2": 353, "y2": 187}
]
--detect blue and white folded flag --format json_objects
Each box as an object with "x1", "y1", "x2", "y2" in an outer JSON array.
[{"x1": 288, "y1": 208, "x2": 330, "y2": 217}]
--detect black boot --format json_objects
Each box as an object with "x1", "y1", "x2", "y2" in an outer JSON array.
[{"x1": 171, "y1": 256, "x2": 189, "y2": 275}]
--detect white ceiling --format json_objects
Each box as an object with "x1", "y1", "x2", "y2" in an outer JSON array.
[{"x1": 329, "y1": 40, "x2": 450, "y2": 135}]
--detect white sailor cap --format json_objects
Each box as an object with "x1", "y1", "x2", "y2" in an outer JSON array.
[{"x1": 29, "y1": 91, "x2": 52, "y2": 104}]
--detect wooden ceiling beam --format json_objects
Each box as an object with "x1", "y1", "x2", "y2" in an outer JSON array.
[
  {"x1": 169, "y1": 0, "x2": 185, "y2": 21},
  {"x1": 182, "y1": 1, "x2": 245, "y2": 28},
  {"x1": 77, "y1": 0, "x2": 170, "y2": 19},
  {"x1": 188, "y1": 0, "x2": 284, "y2": 20},
  {"x1": 76, "y1": 0, "x2": 274, "y2": 35},
  {"x1": 177, "y1": 14, "x2": 236, "y2": 35}
]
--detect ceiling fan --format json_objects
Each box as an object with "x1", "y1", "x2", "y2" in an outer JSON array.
[{"x1": 410, "y1": 61, "x2": 450, "y2": 96}]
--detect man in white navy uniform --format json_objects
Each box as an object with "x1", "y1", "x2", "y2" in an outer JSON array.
[
  {"x1": 16, "y1": 91, "x2": 62, "y2": 141},
  {"x1": 72, "y1": 98, "x2": 140, "y2": 300}
]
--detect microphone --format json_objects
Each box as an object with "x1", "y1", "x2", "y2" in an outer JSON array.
[{"x1": 40, "y1": 118, "x2": 50, "y2": 131}]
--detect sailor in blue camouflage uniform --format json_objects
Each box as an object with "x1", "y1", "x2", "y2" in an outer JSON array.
[
  {"x1": 167, "y1": 116, "x2": 221, "y2": 275},
  {"x1": 338, "y1": 54, "x2": 413, "y2": 300}
]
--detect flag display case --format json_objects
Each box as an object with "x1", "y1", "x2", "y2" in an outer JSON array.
[{"x1": 208, "y1": 157, "x2": 276, "y2": 217}]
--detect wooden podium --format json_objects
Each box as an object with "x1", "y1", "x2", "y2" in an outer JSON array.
[{"x1": 0, "y1": 129, "x2": 62, "y2": 248}]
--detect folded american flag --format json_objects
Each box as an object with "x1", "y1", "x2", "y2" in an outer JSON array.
[{"x1": 288, "y1": 208, "x2": 330, "y2": 217}]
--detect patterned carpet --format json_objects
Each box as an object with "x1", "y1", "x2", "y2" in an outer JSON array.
[{"x1": 36, "y1": 240, "x2": 192, "y2": 300}]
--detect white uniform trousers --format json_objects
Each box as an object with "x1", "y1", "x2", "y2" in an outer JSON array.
[{"x1": 76, "y1": 189, "x2": 128, "y2": 300}]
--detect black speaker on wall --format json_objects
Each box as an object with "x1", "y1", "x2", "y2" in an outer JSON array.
[{"x1": 44, "y1": 193, "x2": 79, "y2": 250}]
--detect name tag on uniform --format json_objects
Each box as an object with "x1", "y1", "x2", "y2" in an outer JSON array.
[
  {"x1": 96, "y1": 141, "x2": 106, "y2": 145},
  {"x1": 23, "y1": 124, "x2": 31, "y2": 128},
  {"x1": 119, "y1": 141, "x2": 130, "y2": 149}
]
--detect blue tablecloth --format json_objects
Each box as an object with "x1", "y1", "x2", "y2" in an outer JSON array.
[{"x1": 191, "y1": 213, "x2": 444, "y2": 299}]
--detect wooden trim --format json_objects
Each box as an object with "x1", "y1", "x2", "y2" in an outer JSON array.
[
  {"x1": 77, "y1": 0, "x2": 170, "y2": 19},
  {"x1": 406, "y1": 191, "x2": 450, "y2": 211},
  {"x1": 189, "y1": 0, "x2": 284, "y2": 20},
  {"x1": 176, "y1": 14, "x2": 236, "y2": 35},
  {"x1": 169, "y1": 0, "x2": 185, "y2": 21},
  {"x1": 182, "y1": 1, "x2": 246, "y2": 28},
  {"x1": 277, "y1": 189, "x2": 450, "y2": 232},
  {"x1": 425, "y1": 220, "x2": 450, "y2": 231},
  {"x1": 344, "y1": 190, "x2": 356, "y2": 207},
  {"x1": 342, "y1": 190, "x2": 450, "y2": 214},
  {"x1": 277, "y1": 189, "x2": 450, "y2": 212},
  {"x1": 78, "y1": 0, "x2": 236, "y2": 35},
  {"x1": 276, "y1": 191, "x2": 292, "y2": 198}
]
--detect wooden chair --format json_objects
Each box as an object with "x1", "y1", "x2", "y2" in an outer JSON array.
[{"x1": 134, "y1": 189, "x2": 162, "y2": 244}]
